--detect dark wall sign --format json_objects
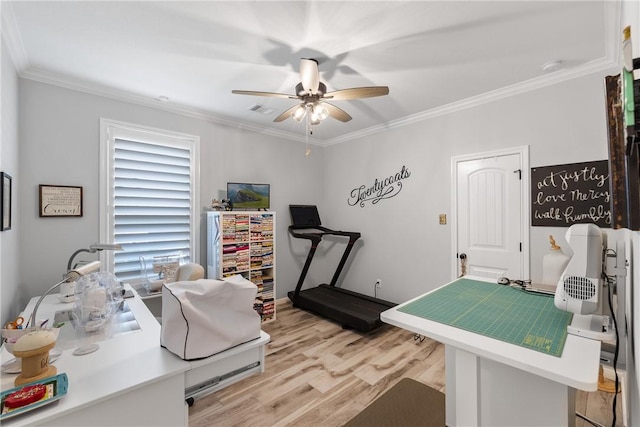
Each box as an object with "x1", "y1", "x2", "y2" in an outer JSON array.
[
  {"x1": 531, "y1": 160, "x2": 611, "y2": 227},
  {"x1": 348, "y1": 165, "x2": 411, "y2": 207}
]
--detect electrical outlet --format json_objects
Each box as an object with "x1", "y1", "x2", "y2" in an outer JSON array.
[{"x1": 375, "y1": 279, "x2": 382, "y2": 289}]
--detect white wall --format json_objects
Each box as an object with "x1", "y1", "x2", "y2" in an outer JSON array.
[
  {"x1": 1, "y1": 35, "x2": 22, "y2": 322},
  {"x1": 12, "y1": 68, "x2": 619, "y2": 310},
  {"x1": 17, "y1": 79, "x2": 324, "y2": 305},
  {"x1": 321, "y1": 70, "x2": 614, "y2": 303},
  {"x1": 4, "y1": 62, "x2": 624, "y2": 317}
]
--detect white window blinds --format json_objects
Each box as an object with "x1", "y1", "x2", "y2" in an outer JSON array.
[{"x1": 100, "y1": 119, "x2": 200, "y2": 281}]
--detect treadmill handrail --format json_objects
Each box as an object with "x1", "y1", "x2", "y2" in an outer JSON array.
[
  {"x1": 288, "y1": 224, "x2": 361, "y2": 297},
  {"x1": 288, "y1": 224, "x2": 330, "y2": 238},
  {"x1": 288, "y1": 225, "x2": 361, "y2": 240}
]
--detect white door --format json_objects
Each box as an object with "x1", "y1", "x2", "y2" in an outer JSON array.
[{"x1": 453, "y1": 148, "x2": 529, "y2": 280}]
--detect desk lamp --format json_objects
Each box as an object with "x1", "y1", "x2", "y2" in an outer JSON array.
[
  {"x1": 67, "y1": 243, "x2": 123, "y2": 272},
  {"x1": 62, "y1": 243, "x2": 122, "y2": 303},
  {"x1": 27, "y1": 261, "x2": 103, "y2": 329}
]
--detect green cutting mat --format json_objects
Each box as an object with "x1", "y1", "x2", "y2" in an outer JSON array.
[{"x1": 399, "y1": 278, "x2": 573, "y2": 357}]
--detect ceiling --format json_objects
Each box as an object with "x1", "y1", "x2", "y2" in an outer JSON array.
[{"x1": 3, "y1": 1, "x2": 618, "y2": 145}]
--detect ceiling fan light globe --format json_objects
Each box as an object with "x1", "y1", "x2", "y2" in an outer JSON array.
[
  {"x1": 292, "y1": 105, "x2": 306, "y2": 122},
  {"x1": 313, "y1": 104, "x2": 329, "y2": 121}
]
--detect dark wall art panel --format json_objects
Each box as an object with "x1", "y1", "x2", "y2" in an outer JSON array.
[{"x1": 531, "y1": 160, "x2": 610, "y2": 227}]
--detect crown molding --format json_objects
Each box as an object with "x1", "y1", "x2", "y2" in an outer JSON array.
[
  {"x1": 19, "y1": 54, "x2": 619, "y2": 148},
  {"x1": 324, "y1": 56, "x2": 618, "y2": 146},
  {"x1": 324, "y1": 1, "x2": 622, "y2": 146},
  {"x1": 604, "y1": 0, "x2": 622, "y2": 68},
  {"x1": 1, "y1": 2, "x2": 29, "y2": 71},
  {"x1": 20, "y1": 67, "x2": 319, "y2": 145}
]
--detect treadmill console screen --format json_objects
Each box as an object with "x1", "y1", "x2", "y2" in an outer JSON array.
[{"x1": 289, "y1": 205, "x2": 322, "y2": 227}]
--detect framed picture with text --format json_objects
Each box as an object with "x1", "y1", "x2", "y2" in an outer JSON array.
[
  {"x1": 1, "y1": 172, "x2": 11, "y2": 231},
  {"x1": 39, "y1": 184, "x2": 83, "y2": 217}
]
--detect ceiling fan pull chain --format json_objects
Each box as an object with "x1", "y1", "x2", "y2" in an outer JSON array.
[{"x1": 305, "y1": 115, "x2": 311, "y2": 158}]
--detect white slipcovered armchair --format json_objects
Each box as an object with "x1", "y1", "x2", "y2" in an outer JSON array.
[{"x1": 174, "y1": 263, "x2": 205, "y2": 282}]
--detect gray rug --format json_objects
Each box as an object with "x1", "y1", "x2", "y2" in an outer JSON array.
[{"x1": 344, "y1": 378, "x2": 445, "y2": 427}]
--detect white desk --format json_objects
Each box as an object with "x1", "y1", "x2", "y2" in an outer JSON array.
[
  {"x1": 381, "y1": 276, "x2": 601, "y2": 427},
  {"x1": 1, "y1": 289, "x2": 190, "y2": 426},
  {"x1": 1, "y1": 285, "x2": 270, "y2": 426}
]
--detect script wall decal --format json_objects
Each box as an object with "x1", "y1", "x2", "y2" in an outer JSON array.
[
  {"x1": 348, "y1": 165, "x2": 411, "y2": 207},
  {"x1": 531, "y1": 160, "x2": 611, "y2": 227}
]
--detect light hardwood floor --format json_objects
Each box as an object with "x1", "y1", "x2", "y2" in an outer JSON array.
[{"x1": 189, "y1": 299, "x2": 622, "y2": 427}]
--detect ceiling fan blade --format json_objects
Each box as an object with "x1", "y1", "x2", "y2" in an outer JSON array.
[
  {"x1": 323, "y1": 102, "x2": 352, "y2": 122},
  {"x1": 300, "y1": 58, "x2": 320, "y2": 95},
  {"x1": 232, "y1": 90, "x2": 295, "y2": 99},
  {"x1": 273, "y1": 104, "x2": 300, "y2": 122},
  {"x1": 324, "y1": 86, "x2": 389, "y2": 100}
]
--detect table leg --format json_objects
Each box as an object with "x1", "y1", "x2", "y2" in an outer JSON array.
[{"x1": 445, "y1": 345, "x2": 576, "y2": 426}]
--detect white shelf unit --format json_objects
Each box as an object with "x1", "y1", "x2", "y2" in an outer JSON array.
[{"x1": 207, "y1": 211, "x2": 275, "y2": 322}]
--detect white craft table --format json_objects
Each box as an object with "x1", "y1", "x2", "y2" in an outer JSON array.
[
  {"x1": 381, "y1": 276, "x2": 601, "y2": 426},
  {"x1": 1, "y1": 284, "x2": 270, "y2": 426}
]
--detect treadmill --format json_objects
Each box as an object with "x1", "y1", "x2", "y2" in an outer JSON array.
[{"x1": 287, "y1": 205, "x2": 396, "y2": 332}]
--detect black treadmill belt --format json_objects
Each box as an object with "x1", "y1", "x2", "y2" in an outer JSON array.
[{"x1": 289, "y1": 285, "x2": 396, "y2": 332}]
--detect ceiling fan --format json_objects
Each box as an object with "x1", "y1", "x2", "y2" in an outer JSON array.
[{"x1": 232, "y1": 58, "x2": 389, "y2": 125}]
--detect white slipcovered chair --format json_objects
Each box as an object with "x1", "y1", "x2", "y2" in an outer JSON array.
[{"x1": 174, "y1": 263, "x2": 205, "y2": 282}]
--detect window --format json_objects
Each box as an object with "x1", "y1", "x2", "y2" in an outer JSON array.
[{"x1": 100, "y1": 119, "x2": 200, "y2": 281}]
